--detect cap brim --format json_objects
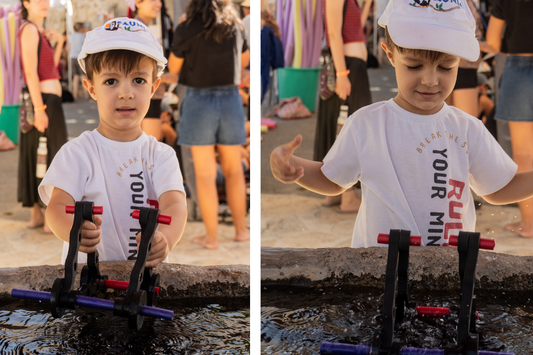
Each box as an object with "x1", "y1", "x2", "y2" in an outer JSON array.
[{"x1": 387, "y1": 21, "x2": 479, "y2": 62}]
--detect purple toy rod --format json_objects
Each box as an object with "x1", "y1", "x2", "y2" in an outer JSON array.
[
  {"x1": 320, "y1": 343, "x2": 514, "y2": 355},
  {"x1": 11, "y1": 288, "x2": 174, "y2": 321}
]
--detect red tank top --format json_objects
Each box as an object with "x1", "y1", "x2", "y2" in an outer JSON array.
[
  {"x1": 18, "y1": 21, "x2": 60, "y2": 82},
  {"x1": 324, "y1": 0, "x2": 366, "y2": 47}
]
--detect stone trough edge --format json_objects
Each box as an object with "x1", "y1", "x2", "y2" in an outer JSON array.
[
  {"x1": 261, "y1": 247, "x2": 533, "y2": 291},
  {"x1": 0, "y1": 261, "x2": 250, "y2": 299}
]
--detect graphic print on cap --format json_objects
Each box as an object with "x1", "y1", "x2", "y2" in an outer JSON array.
[
  {"x1": 410, "y1": 0, "x2": 462, "y2": 12},
  {"x1": 104, "y1": 19, "x2": 147, "y2": 33}
]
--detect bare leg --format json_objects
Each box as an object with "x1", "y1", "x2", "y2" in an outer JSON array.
[
  {"x1": 338, "y1": 188, "x2": 361, "y2": 213},
  {"x1": 72, "y1": 74, "x2": 80, "y2": 100},
  {"x1": 190, "y1": 145, "x2": 219, "y2": 249},
  {"x1": 141, "y1": 118, "x2": 163, "y2": 141},
  {"x1": 451, "y1": 88, "x2": 478, "y2": 117},
  {"x1": 505, "y1": 122, "x2": 533, "y2": 238},
  {"x1": 322, "y1": 194, "x2": 341, "y2": 206},
  {"x1": 28, "y1": 203, "x2": 44, "y2": 228},
  {"x1": 218, "y1": 145, "x2": 250, "y2": 241}
]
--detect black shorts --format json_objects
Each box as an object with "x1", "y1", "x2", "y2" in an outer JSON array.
[
  {"x1": 145, "y1": 99, "x2": 162, "y2": 119},
  {"x1": 454, "y1": 68, "x2": 478, "y2": 90}
]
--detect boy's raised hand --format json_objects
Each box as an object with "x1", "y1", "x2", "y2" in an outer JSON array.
[
  {"x1": 136, "y1": 231, "x2": 170, "y2": 268},
  {"x1": 80, "y1": 215, "x2": 103, "y2": 254},
  {"x1": 270, "y1": 135, "x2": 305, "y2": 183}
]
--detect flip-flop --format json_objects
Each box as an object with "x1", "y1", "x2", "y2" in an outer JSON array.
[{"x1": 336, "y1": 207, "x2": 358, "y2": 214}]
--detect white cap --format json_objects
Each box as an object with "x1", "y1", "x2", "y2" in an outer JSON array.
[
  {"x1": 378, "y1": 0, "x2": 479, "y2": 62},
  {"x1": 78, "y1": 17, "x2": 167, "y2": 76}
]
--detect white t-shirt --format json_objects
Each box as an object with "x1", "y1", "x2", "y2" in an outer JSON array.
[
  {"x1": 322, "y1": 99, "x2": 517, "y2": 248},
  {"x1": 39, "y1": 130, "x2": 185, "y2": 263}
]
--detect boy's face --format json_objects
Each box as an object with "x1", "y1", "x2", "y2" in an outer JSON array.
[
  {"x1": 382, "y1": 42, "x2": 460, "y2": 115},
  {"x1": 83, "y1": 57, "x2": 161, "y2": 142}
]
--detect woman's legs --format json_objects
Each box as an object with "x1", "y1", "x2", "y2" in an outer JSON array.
[
  {"x1": 190, "y1": 145, "x2": 220, "y2": 249},
  {"x1": 218, "y1": 144, "x2": 250, "y2": 241},
  {"x1": 451, "y1": 88, "x2": 478, "y2": 117},
  {"x1": 28, "y1": 203, "x2": 44, "y2": 228},
  {"x1": 505, "y1": 122, "x2": 533, "y2": 237},
  {"x1": 339, "y1": 188, "x2": 361, "y2": 213}
]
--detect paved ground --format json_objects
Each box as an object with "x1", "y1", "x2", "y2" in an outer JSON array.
[
  {"x1": 260, "y1": 64, "x2": 533, "y2": 256},
  {"x1": 0, "y1": 97, "x2": 249, "y2": 268}
]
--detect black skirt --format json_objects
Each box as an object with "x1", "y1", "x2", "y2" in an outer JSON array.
[
  {"x1": 313, "y1": 56, "x2": 372, "y2": 162},
  {"x1": 18, "y1": 93, "x2": 68, "y2": 207}
]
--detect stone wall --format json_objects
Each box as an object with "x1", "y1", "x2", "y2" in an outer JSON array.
[
  {"x1": 1, "y1": 261, "x2": 249, "y2": 299},
  {"x1": 262, "y1": 247, "x2": 533, "y2": 292}
]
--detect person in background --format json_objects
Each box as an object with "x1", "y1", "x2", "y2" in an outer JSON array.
[
  {"x1": 160, "y1": 92, "x2": 178, "y2": 147},
  {"x1": 126, "y1": 0, "x2": 178, "y2": 141},
  {"x1": 18, "y1": 0, "x2": 68, "y2": 233},
  {"x1": 69, "y1": 22, "x2": 89, "y2": 100},
  {"x1": 315, "y1": 0, "x2": 373, "y2": 213},
  {"x1": 261, "y1": 3, "x2": 284, "y2": 102},
  {"x1": 168, "y1": 0, "x2": 250, "y2": 249},
  {"x1": 486, "y1": 0, "x2": 533, "y2": 238},
  {"x1": 476, "y1": 73, "x2": 494, "y2": 125},
  {"x1": 241, "y1": 0, "x2": 250, "y2": 47}
]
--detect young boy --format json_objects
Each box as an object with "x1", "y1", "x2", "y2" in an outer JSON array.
[
  {"x1": 271, "y1": 0, "x2": 533, "y2": 248},
  {"x1": 39, "y1": 18, "x2": 187, "y2": 267}
]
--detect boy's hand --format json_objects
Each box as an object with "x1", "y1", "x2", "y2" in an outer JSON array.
[
  {"x1": 80, "y1": 215, "x2": 103, "y2": 253},
  {"x1": 136, "y1": 231, "x2": 170, "y2": 268},
  {"x1": 336, "y1": 75, "x2": 351, "y2": 100},
  {"x1": 270, "y1": 135, "x2": 305, "y2": 183}
]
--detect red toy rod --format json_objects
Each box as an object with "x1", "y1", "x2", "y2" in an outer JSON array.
[
  {"x1": 377, "y1": 234, "x2": 422, "y2": 246},
  {"x1": 449, "y1": 235, "x2": 495, "y2": 250},
  {"x1": 377, "y1": 234, "x2": 495, "y2": 250},
  {"x1": 65, "y1": 205, "x2": 103, "y2": 215},
  {"x1": 416, "y1": 306, "x2": 449, "y2": 317},
  {"x1": 105, "y1": 280, "x2": 160, "y2": 296},
  {"x1": 131, "y1": 210, "x2": 171, "y2": 225}
]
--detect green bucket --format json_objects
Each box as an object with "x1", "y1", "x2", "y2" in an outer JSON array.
[
  {"x1": 277, "y1": 67, "x2": 320, "y2": 112},
  {"x1": 0, "y1": 104, "x2": 21, "y2": 145}
]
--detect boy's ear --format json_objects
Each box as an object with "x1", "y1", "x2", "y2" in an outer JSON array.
[
  {"x1": 151, "y1": 77, "x2": 162, "y2": 97},
  {"x1": 82, "y1": 78, "x2": 97, "y2": 100},
  {"x1": 381, "y1": 42, "x2": 396, "y2": 67}
]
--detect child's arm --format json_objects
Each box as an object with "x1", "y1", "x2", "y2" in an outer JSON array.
[
  {"x1": 46, "y1": 188, "x2": 103, "y2": 253},
  {"x1": 138, "y1": 190, "x2": 187, "y2": 268},
  {"x1": 482, "y1": 171, "x2": 533, "y2": 205},
  {"x1": 270, "y1": 135, "x2": 346, "y2": 196}
]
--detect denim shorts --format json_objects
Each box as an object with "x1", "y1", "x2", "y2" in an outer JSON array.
[
  {"x1": 495, "y1": 56, "x2": 533, "y2": 122},
  {"x1": 178, "y1": 86, "x2": 247, "y2": 146}
]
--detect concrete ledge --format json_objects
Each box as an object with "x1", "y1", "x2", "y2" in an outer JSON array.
[
  {"x1": 0, "y1": 262, "x2": 249, "y2": 299},
  {"x1": 261, "y1": 247, "x2": 533, "y2": 291}
]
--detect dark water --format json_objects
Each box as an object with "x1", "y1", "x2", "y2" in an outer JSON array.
[
  {"x1": 261, "y1": 286, "x2": 533, "y2": 354},
  {"x1": 0, "y1": 296, "x2": 249, "y2": 354}
]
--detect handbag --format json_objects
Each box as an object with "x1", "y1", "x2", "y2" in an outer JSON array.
[
  {"x1": 319, "y1": 48, "x2": 336, "y2": 100},
  {"x1": 266, "y1": 97, "x2": 311, "y2": 119},
  {"x1": 20, "y1": 85, "x2": 34, "y2": 134}
]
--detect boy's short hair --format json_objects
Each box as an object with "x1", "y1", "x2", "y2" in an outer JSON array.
[
  {"x1": 378, "y1": 0, "x2": 479, "y2": 62},
  {"x1": 384, "y1": 27, "x2": 448, "y2": 63},
  {"x1": 78, "y1": 17, "x2": 167, "y2": 78},
  {"x1": 84, "y1": 50, "x2": 158, "y2": 81}
]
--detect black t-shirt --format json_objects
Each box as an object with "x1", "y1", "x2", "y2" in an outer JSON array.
[
  {"x1": 491, "y1": 0, "x2": 533, "y2": 54},
  {"x1": 171, "y1": 18, "x2": 248, "y2": 88}
]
